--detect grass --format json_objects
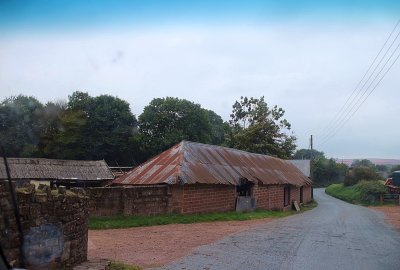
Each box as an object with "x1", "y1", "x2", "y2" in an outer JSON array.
[
  {"x1": 89, "y1": 201, "x2": 317, "y2": 230},
  {"x1": 325, "y1": 183, "x2": 362, "y2": 204},
  {"x1": 109, "y1": 261, "x2": 141, "y2": 270},
  {"x1": 325, "y1": 183, "x2": 397, "y2": 206}
]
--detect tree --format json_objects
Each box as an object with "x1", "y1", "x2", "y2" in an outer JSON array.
[
  {"x1": 39, "y1": 110, "x2": 88, "y2": 159},
  {"x1": 293, "y1": 149, "x2": 325, "y2": 160},
  {"x1": 312, "y1": 157, "x2": 348, "y2": 187},
  {"x1": 343, "y1": 167, "x2": 381, "y2": 186},
  {"x1": 390, "y1": 165, "x2": 400, "y2": 173},
  {"x1": 139, "y1": 97, "x2": 212, "y2": 157},
  {"x1": 0, "y1": 95, "x2": 44, "y2": 156},
  {"x1": 351, "y1": 159, "x2": 376, "y2": 170},
  {"x1": 40, "y1": 91, "x2": 138, "y2": 165},
  {"x1": 206, "y1": 110, "x2": 225, "y2": 145},
  {"x1": 228, "y1": 96, "x2": 296, "y2": 159}
]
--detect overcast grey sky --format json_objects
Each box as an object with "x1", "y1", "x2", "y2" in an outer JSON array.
[{"x1": 0, "y1": 1, "x2": 399, "y2": 159}]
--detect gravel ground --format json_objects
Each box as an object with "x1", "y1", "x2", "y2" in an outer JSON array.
[
  {"x1": 88, "y1": 218, "x2": 270, "y2": 268},
  {"x1": 370, "y1": 205, "x2": 400, "y2": 231},
  {"x1": 155, "y1": 189, "x2": 400, "y2": 270}
]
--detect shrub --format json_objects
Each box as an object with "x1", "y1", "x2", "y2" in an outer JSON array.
[
  {"x1": 343, "y1": 167, "x2": 380, "y2": 186},
  {"x1": 354, "y1": 180, "x2": 387, "y2": 202}
]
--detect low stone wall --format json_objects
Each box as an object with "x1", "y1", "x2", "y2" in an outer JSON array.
[{"x1": 0, "y1": 182, "x2": 89, "y2": 269}]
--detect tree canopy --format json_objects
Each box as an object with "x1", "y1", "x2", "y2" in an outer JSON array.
[
  {"x1": 1, "y1": 93, "x2": 300, "y2": 166},
  {"x1": 138, "y1": 97, "x2": 215, "y2": 157},
  {"x1": 0, "y1": 95, "x2": 44, "y2": 157},
  {"x1": 293, "y1": 149, "x2": 325, "y2": 160},
  {"x1": 227, "y1": 96, "x2": 296, "y2": 159}
]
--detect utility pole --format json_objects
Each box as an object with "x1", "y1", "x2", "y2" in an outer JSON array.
[{"x1": 310, "y1": 135, "x2": 313, "y2": 160}]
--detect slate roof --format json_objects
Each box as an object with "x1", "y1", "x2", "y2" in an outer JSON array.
[{"x1": 0, "y1": 158, "x2": 114, "y2": 181}]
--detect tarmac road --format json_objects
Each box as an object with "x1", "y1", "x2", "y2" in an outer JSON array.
[{"x1": 155, "y1": 188, "x2": 400, "y2": 270}]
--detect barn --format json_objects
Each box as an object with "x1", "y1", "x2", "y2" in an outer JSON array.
[{"x1": 113, "y1": 141, "x2": 313, "y2": 213}]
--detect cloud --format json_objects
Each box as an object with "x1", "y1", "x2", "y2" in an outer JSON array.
[{"x1": 0, "y1": 21, "x2": 399, "y2": 158}]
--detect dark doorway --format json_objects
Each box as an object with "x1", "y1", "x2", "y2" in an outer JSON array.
[
  {"x1": 284, "y1": 185, "x2": 291, "y2": 207},
  {"x1": 300, "y1": 186, "x2": 304, "y2": 203},
  {"x1": 236, "y1": 179, "x2": 253, "y2": 196}
]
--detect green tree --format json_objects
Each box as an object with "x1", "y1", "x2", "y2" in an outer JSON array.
[
  {"x1": 40, "y1": 91, "x2": 138, "y2": 165},
  {"x1": 206, "y1": 109, "x2": 225, "y2": 145},
  {"x1": 343, "y1": 167, "x2": 381, "y2": 186},
  {"x1": 312, "y1": 157, "x2": 349, "y2": 187},
  {"x1": 293, "y1": 149, "x2": 325, "y2": 160},
  {"x1": 139, "y1": 97, "x2": 212, "y2": 157},
  {"x1": 390, "y1": 165, "x2": 400, "y2": 173},
  {"x1": 228, "y1": 96, "x2": 296, "y2": 159},
  {"x1": 39, "y1": 110, "x2": 88, "y2": 159},
  {"x1": 0, "y1": 95, "x2": 44, "y2": 156},
  {"x1": 351, "y1": 159, "x2": 376, "y2": 170},
  {"x1": 376, "y1": 164, "x2": 388, "y2": 172}
]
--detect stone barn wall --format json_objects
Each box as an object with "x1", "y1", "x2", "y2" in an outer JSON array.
[{"x1": 0, "y1": 182, "x2": 88, "y2": 269}]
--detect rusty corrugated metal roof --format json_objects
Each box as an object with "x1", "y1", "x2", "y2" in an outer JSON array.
[
  {"x1": 0, "y1": 158, "x2": 114, "y2": 181},
  {"x1": 114, "y1": 141, "x2": 312, "y2": 187}
]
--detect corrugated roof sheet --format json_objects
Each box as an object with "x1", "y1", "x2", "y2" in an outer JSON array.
[
  {"x1": 114, "y1": 141, "x2": 312, "y2": 187},
  {"x1": 0, "y1": 158, "x2": 114, "y2": 181}
]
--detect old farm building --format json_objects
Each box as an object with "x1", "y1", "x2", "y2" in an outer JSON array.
[
  {"x1": 114, "y1": 141, "x2": 312, "y2": 213},
  {"x1": 0, "y1": 158, "x2": 114, "y2": 188}
]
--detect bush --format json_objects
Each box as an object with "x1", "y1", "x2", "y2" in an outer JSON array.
[
  {"x1": 354, "y1": 180, "x2": 387, "y2": 202},
  {"x1": 343, "y1": 167, "x2": 380, "y2": 186}
]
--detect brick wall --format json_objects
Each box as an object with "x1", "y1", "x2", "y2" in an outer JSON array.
[
  {"x1": 253, "y1": 184, "x2": 313, "y2": 211},
  {"x1": 0, "y1": 183, "x2": 88, "y2": 269},
  {"x1": 87, "y1": 186, "x2": 170, "y2": 217},
  {"x1": 253, "y1": 184, "x2": 269, "y2": 209},
  {"x1": 291, "y1": 186, "x2": 301, "y2": 205},
  {"x1": 303, "y1": 186, "x2": 312, "y2": 203},
  {"x1": 181, "y1": 184, "x2": 237, "y2": 214},
  {"x1": 87, "y1": 184, "x2": 313, "y2": 217}
]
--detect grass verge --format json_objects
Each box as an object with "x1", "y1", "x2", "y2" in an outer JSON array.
[
  {"x1": 109, "y1": 261, "x2": 141, "y2": 270},
  {"x1": 325, "y1": 183, "x2": 397, "y2": 206},
  {"x1": 325, "y1": 183, "x2": 362, "y2": 204},
  {"x1": 89, "y1": 201, "x2": 317, "y2": 230}
]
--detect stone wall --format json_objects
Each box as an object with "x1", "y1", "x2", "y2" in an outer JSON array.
[{"x1": 0, "y1": 182, "x2": 89, "y2": 269}]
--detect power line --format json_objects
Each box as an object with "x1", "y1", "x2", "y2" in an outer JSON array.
[
  {"x1": 319, "y1": 35, "x2": 400, "y2": 145},
  {"x1": 319, "y1": 28, "x2": 400, "y2": 143},
  {"x1": 318, "y1": 46, "x2": 400, "y2": 146},
  {"x1": 315, "y1": 19, "x2": 400, "y2": 147},
  {"x1": 315, "y1": 19, "x2": 400, "y2": 142}
]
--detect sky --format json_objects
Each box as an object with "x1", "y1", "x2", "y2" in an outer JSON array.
[{"x1": 0, "y1": 0, "x2": 400, "y2": 159}]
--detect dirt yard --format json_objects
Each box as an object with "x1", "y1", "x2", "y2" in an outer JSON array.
[
  {"x1": 88, "y1": 218, "x2": 271, "y2": 268},
  {"x1": 371, "y1": 205, "x2": 400, "y2": 230}
]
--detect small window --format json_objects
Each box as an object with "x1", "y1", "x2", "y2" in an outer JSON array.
[
  {"x1": 300, "y1": 186, "x2": 304, "y2": 203},
  {"x1": 284, "y1": 186, "x2": 290, "y2": 206}
]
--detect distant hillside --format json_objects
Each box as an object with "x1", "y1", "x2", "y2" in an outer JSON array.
[{"x1": 335, "y1": 158, "x2": 400, "y2": 167}]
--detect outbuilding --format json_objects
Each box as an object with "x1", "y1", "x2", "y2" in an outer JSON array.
[
  {"x1": 0, "y1": 158, "x2": 115, "y2": 188},
  {"x1": 114, "y1": 141, "x2": 313, "y2": 213}
]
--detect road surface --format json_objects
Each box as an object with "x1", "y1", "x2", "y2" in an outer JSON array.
[{"x1": 155, "y1": 188, "x2": 400, "y2": 270}]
